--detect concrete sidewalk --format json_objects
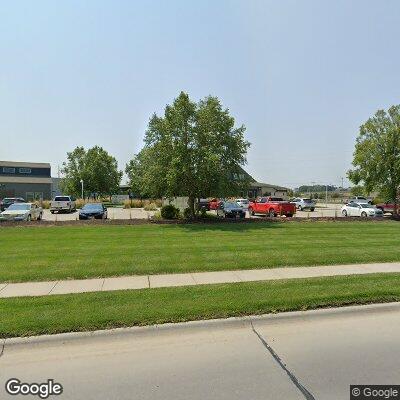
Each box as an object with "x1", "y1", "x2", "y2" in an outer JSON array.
[{"x1": 1, "y1": 262, "x2": 400, "y2": 299}]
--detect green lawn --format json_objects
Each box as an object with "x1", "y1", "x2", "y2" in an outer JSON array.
[
  {"x1": 1, "y1": 221, "x2": 400, "y2": 283},
  {"x1": 1, "y1": 273, "x2": 400, "y2": 338}
]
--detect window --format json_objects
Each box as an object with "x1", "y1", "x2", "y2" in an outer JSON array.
[
  {"x1": 19, "y1": 168, "x2": 31, "y2": 174},
  {"x1": 2, "y1": 167, "x2": 15, "y2": 174},
  {"x1": 26, "y1": 192, "x2": 43, "y2": 201}
]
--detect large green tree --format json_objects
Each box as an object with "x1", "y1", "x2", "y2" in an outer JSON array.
[
  {"x1": 348, "y1": 105, "x2": 400, "y2": 215},
  {"x1": 61, "y1": 146, "x2": 122, "y2": 198},
  {"x1": 126, "y1": 92, "x2": 250, "y2": 216}
]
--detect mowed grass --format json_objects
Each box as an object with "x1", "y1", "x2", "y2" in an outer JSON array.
[
  {"x1": 1, "y1": 273, "x2": 400, "y2": 338},
  {"x1": 1, "y1": 221, "x2": 400, "y2": 282}
]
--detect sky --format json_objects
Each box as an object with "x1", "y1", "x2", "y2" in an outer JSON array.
[{"x1": 1, "y1": 0, "x2": 399, "y2": 189}]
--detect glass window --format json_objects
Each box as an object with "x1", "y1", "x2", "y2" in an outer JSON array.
[
  {"x1": 19, "y1": 168, "x2": 32, "y2": 174},
  {"x1": 2, "y1": 167, "x2": 15, "y2": 174}
]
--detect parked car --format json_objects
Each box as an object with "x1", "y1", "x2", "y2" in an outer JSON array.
[
  {"x1": 0, "y1": 202, "x2": 43, "y2": 221},
  {"x1": 348, "y1": 196, "x2": 372, "y2": 205},
  {"x1": 375, "y1": 201, "x2": 400, "y2": 214},
  {"x1": 290, "y1": 198, "x2": 316, "y2": 211},
  {"x1": 50, "y1": 196, "x2": 76, "y2": 214},
  {"x1": 0, "y1": 197, "x2": 25, "y2": 212},
  {"x1": 341, "y1": 202, "x2": 383, "y2": 217},
  {"x1": 209, "y1": 198, "x2": 223, "y2": 210},
  {"x1": 248, "y1": 197, "x2": 296, "y2": 217},
  {"x1": 236, "y1": 198, "x2": 250, "y2": 209},
  {"x1": 196, "y1": 199, "x2": 210, "y2": 211},
  {"x1": 79, "y1": 203, "x2": 108, "y2": 220},
  {"x1": 217, "y1": 201, "x2": 246, "y2": 219}
]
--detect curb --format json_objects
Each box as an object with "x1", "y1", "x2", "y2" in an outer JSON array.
[{"x1": 3, "y1": 301, "x2": 400, "y2": 350}]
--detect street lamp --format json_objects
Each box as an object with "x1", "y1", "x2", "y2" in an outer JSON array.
[{"x1": 80, "y1": 179, "x2": 84, "y2": 199}]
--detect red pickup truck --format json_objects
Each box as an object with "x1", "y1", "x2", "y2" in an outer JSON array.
[
  {"x1": 209, "y1": 198, "x2": 223, "y2": 210},
  {"x1": 248, "y1": 197, "x2": 296, "y2": 217},
  {"x1": 376, "y1": 201, "x2": 400, "y2": 214}
]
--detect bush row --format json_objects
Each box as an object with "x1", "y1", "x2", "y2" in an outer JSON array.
[{"x1": 123, "y1": 199, "x2": 162, "y2": 209}]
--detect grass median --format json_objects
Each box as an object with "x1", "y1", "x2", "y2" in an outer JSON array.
[
  {"x1": 1, "y1": 221, "x2": 400, "y2": 283},
  {"x1": 1, "y1": 273, "x2": 400, "y2": 338}
]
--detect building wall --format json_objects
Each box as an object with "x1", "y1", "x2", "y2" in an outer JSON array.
[
  {"x1": 0, "y1": 161, "x2": 52, "y2": 200},
  {"x1": 0, "y1": 182, "x2": 52, "y2": 200}
]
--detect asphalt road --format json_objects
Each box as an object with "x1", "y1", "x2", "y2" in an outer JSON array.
[{"x1": 1, "y1": 303, "x2": 399, "y2": 400}]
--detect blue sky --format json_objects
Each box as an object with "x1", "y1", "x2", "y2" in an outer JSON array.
[{"x1": 1, "y1": 0, "x2": 399, "y2": 188}]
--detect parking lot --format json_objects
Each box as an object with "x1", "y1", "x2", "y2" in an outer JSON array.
[
  {"x1": 41, "y1": 208, "x2": 156, "y2": 221},
  {"x1": 38, "y1": 203, "x2": 349, "y2": 221}
]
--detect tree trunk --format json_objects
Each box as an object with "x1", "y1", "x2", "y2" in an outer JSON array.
[{"x1": 188, "y1": 196, "x2": 195, "y2": 219}]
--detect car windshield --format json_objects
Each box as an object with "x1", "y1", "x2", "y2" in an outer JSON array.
[
  {"x1": 360, "y1": 204, "x2": 373, "y2": 208},
  {"x1": 6, "y1": 204, "x2": 30, "y2": 211},
  {"x1": 238, "y1": 199, "x2": 249, "y2": 204},
  {"x1": 82, "y1": 204, "x2": 102, "y2": 211},
  {"x1": 224, "y1": 202, "x2": 239, "y2": 208},
  {"x1": 303, "y1": 198, "x2": 312, "y2": 202}
]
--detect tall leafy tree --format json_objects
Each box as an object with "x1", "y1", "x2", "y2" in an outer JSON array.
[
  {"x1": 61, "y1": 146, "x2": 122, "y2": 198},
  {"x1": 348, "y1": 105, "x2": 400, "y2": 215},
  {"x1": 126, "y1": 92, "x2": 250, "y2": 216}
]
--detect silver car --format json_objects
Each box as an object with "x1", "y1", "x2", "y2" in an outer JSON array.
[
  {"x1": 291, "y1": 198, "x2": 316, "y2": 211},
  {"x1": 0, "y1": 202, "x2": 43, "y2": 221}
]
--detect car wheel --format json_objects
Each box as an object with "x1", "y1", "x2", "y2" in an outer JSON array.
[
  {"x1": 269, "y1": 209, "x2": 275, "y2": 218},
  {"x1": 361, "y1": 211, "x2": 367, "y2": 217},
  {"x1": 310, "y1": 208, "x2": 315, "y2": 212},
  {"x1": 38, "y1": 213, "x2": 42, "y2": 221},
  {"x1": 286, "y1": 213, "x2": 293, "y2": 218},
  {"x1": 342, "y1": 210, "x2": 347, "y2": 217},
  {"x1": 248, "y1": 208, "x2": 254, "y2": 216},
  {"x1": 50, "y1": 210, "x2": 54, "y2": 214}
]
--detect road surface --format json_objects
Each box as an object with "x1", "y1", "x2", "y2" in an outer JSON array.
[{"x1": 1, "y1": 303, "x2": 399, "y2": 399}]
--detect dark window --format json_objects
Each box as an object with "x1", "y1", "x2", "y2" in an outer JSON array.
[
  {"x1": 2, "y1": 167, "x2": 15, "y2": 174},
  {"x1": 19, "y1": 168, "x2": 32, "y2": 174}
]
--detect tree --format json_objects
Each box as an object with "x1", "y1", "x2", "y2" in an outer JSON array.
[
  {"x1": 348, "y1": 105, "x2": 400, "y2": 215},
  {"x1": 61, "y1": 146, "x2": 122, "y2": 198},
  {"x1": 126, "y1": 92, "x2": 250, "y2": 216}
]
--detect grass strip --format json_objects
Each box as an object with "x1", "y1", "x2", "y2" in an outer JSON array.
[{"x1": 1, "y1": 273, "x2": 400, "y2": 338}]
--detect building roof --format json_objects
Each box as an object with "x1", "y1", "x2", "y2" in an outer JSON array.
[
  {"x1": 249, "y1": 181, "x2": 290, "y2": 191},
  {"x1": 0, "y1": 160, "x2": 51, "y2": 168}
]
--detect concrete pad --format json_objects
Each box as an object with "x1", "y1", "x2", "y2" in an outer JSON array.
[
  {"x1": 102, "y1": 276, "x2": 149, "y2": 291},
  {"x1": 149, "y1": 273, "x2": 196, "y2": 288},
  {"x1": 50, "y1": 278, "x2": 104, "y2": 295},
  {"x1": 191, "y1": 271, "x2": 241, "y2": 285},
  {"x1": 0, "y1": 281, "x2": 56, "y2": 298},
  {"x1": 234, "y1": 268, "x2": 282, "y2": 282}
]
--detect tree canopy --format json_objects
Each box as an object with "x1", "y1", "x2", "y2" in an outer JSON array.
[
  {"x1": 61, "y1": 146, "x2": 122, "y2": 198},
  {"x1": 348, "y1": 105, "x2": 400, "y2": 213},
  {"x1": 126, "y1": 92, "x2": 250, "y2": 215}
]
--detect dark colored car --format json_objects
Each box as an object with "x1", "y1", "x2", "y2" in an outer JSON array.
[
  {"x1": 79, "y1": 203, "x2": 108, "y2": 220},
  {"x1": 0, "y1": 197, "x2": 25, "y2": 212},
  {"x1": 217, "y1": 201, "x2": 246, "y2": 219},
  {"x1": 197, "y1": 199, "x2": 210, "y2": 211}
]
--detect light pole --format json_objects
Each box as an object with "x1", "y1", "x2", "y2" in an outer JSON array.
[{"x1": 80, "y1": 179, "x2": 84, "y2": 199}]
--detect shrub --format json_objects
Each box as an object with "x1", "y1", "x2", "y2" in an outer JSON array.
[
  {"x1": 161, "y1": 204, "x2": 180, "y2": 219},
  {"x1": 154, "y1": 199, "x2": 163, "y2": 207},
  {"x1": 183, "y1": 207, "x2": 192, "y2": 219},
  {"x1": 144, "y1": 202, "x2": 158, "y2": 211},
  {"x1": 131, "y1": 199, "x2": 144, "y2": 208},
  {"x1": 39, "y1": 200, "x2": 51, "y2": 209},
  {"x1": 75, "y1": 199, "x2": 87, "y2": 209},
  {"x1": 123, "y1": 200, "x2": 131, "y2": 209},
  {"x1": 372, "y1": 197, "x2": 384, "y2": 205}
]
